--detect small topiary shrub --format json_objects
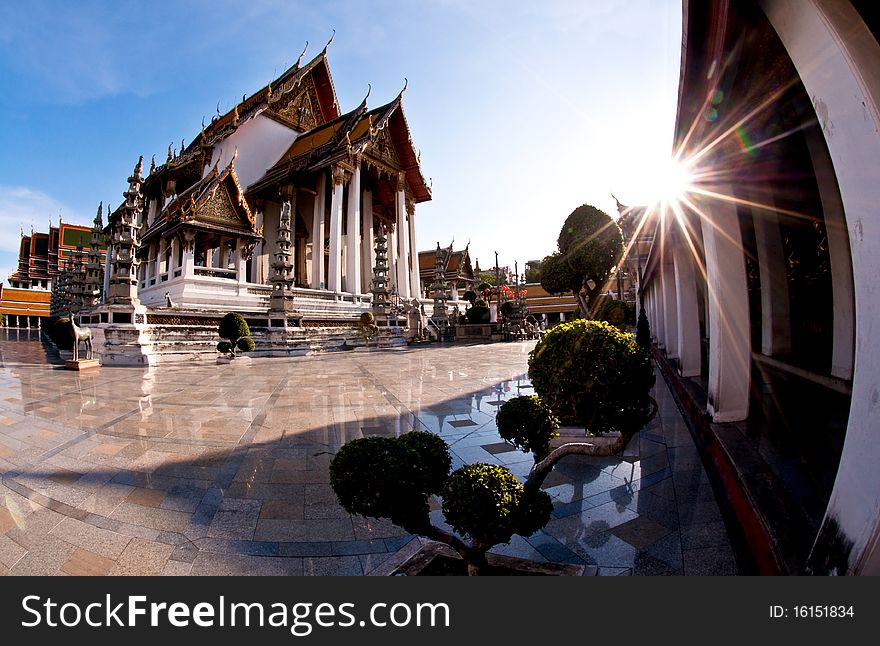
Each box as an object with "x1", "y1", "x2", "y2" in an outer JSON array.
[
  {"x1": 462, "y1": 290, "x2": 477, "y2": 304},
  {"x1": 496, "y1": 395, "x2": 560, "y2": 462},
  {"x1": 441, "y1": 464, "x2": 552, "y2": 551},
  {"x1": 466, "y1": 304, "x2": 490, "y2": 324},
  {"x1": 528, "y1": 319, "x2": 655, "y2": 436},
  {"x1": 330, "y1": 431, "x2": 552, "y2": 575},
  {"x1": 499, "y1": 301, "x2": 515, "y2": 318},
  {"x1": 526, "y1": 314, "x2": 537, "y2": 326},
  {"x1": 217, "y1": 312, "x2": 253, "y2": 358}
]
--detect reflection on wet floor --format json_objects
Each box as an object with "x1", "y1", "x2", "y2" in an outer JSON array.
[{"x1": 0, "y1": 332, "x2": 737, "y2": 575}]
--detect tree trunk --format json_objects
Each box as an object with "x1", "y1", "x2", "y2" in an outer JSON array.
[
  {"x1": 420, "y1": 524, "x2": 489, "y2": 575},
  {"x1": 523, "y1": 396, "x2": 659, "y2": 496}
]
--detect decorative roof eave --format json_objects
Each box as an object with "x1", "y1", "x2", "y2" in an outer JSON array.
[
  {"x1": 140, "y1": 218, "x2": 263, "y2": 247},
  {"x1": 153, "y1": 156, "x2": 257, "y2": 233}
]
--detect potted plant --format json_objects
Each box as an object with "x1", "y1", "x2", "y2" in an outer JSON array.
[{"x1": 216, "y1": 312, "x2": 255, "y2": 362}]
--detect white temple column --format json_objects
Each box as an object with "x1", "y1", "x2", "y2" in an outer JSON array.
[
  {"x1": 751, "y1": 199, "x2": 792, "y2": 356},
  {"x1": 701, "y1": 188, "x2": 750, "y2": 423},
  {"x1": 408, "y1": 199, "x2": 420, "y2": 300},
  {"x1": 236, "y1": 239, "x2": 247, "y2": 284},
  {"x1": 761, "y1": 0, "x2": 880, "y2": 572},
  {"x1": 802, "y1": 124, "x2": 855, "y2": 379},
  {"x1": 661, "y1": 254, "x2": 679, "y2": 358},
  {"x1": 361, "y1": 190, "x2": 374, "y2": 294},
  {"x1": 345, "y1": 165, "x2": 361, "y2": 294},
  {"x1": 653, "y1": 271, "x2": 666, "y2": 348},
  {"x1": 310, "y1": 176, "x2": 326, "y2": 290},
  {"x1": 395, "y1": 175, "x2": 411, "y2": 299},
  {"x1": 327, "y1": 165, "x2": 347, "y2": 293},
  {"x1": 389, "y1": 226, "x2": 398, "y2": 295},
  {"x1": 182, "y1": 237, "x2": 194, "y2": 279},
  {"x1": 673, "y1": 238, "x2": 701, "y2": 377}
]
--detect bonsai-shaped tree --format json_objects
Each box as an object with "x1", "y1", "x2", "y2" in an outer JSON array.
[
  {"x1": 462, "y1": 290, "x2": 477, "y2": 305},
  {"x1": 496, "y1": 395, "x2": 560, "y2": 462},
  {"x1": 540, "y1": 204, "x2": 624, "y2": 319},
  {"x1": 330, "y1": 431, "x2": 552, "y2": 576},
  {"x1": 217, "y1": 312, "x2": 255, "y2": 358},
  {"x1": 598, "y1": 298, "x2": 634, "y2": 330},
  {"x1": 357, "y1": 311, "x2": 379, "y2": 346},
  {"x1": 525, "y1": 319, "x2": 657, "y2": 456},
  {"x1": 465, "y1": 296, "x2": 491, "y2": 324}
]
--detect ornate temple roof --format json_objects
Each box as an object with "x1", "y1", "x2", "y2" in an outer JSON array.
[
  {"x1": 248, "y1": 89, "x2": 431, "y2": 203},
  {"x1": 141, "y1": 157, "x2": 261, "y2": 245},
  {"x1": 142, "y1": 47, "x2": 341, "y2": 195}
]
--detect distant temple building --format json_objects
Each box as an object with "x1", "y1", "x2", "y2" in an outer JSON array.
[
  {"x1": 61, "y1": 40, "x2": 432, "y2": 362},
  {"x1": 417, "y1": 246, "x2": 475, "y2": 299},
  {"x1": 129, "y1": 43, "x2": 430, "y2": 321},
  {"x1": 1, "y1": 221, "x2": 105, "y2": 328}
]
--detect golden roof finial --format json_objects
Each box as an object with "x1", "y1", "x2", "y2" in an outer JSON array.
[
  {"x1": 150, "y1": 155, "x2": 156, "y2": 175},
  {"x1": 233, "y1": 104, "x2": 240, "y2": 124},
  {"x1": 295, "y1": 41, "x2": 308, "y2": 68},
  {"x1": 167, "y1": 144, "x2": 173, "y2": 162},
  {"x1": 322, "y1": 29, "x2": 335, "y2": 54},
  {"x1": 180, "y1": 139, "x2": 185, "y2": 155}
]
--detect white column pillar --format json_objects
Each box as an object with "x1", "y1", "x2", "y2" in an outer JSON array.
[
  {"x1": 389, "y1": 226, "x2": 398, "y2": 295},
  {"x1": 327, "y1": 166, "x2": 346, "y2": 293},
  {"x1": 408, "y1": 200, "x2": 420, "y2": 300},
  {"x1": 395, "y1": 175, "x2": 411, "y2": 299},
  {"x1": 701, "y1": 190, "x2": 750, "y2": 423},
  {"x1": 361, "y1": 190, "x2": 374, "y2": 294},
  {"x1": 653, "y1": 272, "x2": 666, "y2": 349},
  {"x1": 761, "y1": 0, "x2": 880, "y2": 573},
  {"x1": 183, "y1": 237, "x2": 195, "y2": 279},
  {"x1": 236, "y1": 239, "x2": 247, "y2": 284},
  {"x1": 345, "y1": 165, "x2": 361, "y2": 294},
  {"x1": 673, "y1": 239, "x2": 701, "y2": 377},
  {"x1": 661, "y1": 255, "x2": 679, "y2": 358},
  {"x1": 170, "y1": 236, "x2": 179, "y2": 274},
  {"x1": 802, "y1": 124, "x2": 854, "y2": 379},
  {"x1": 751, "y1": 201, "x2": 792, "y2": 356},
  {"x1": 310, "y1": 176, "x2": 326, "y2": 290}
]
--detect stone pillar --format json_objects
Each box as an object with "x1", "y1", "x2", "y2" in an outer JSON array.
[
  {"x1": 395, "y1": 174, "x2": 411, "y2": 299},
  {"x1": 388, "y1": 227, "x2": 398, "y2": 296},
  {"x1": 701, "y1": 190, "x2": 750, "y2": 423},
  {"x1": 408, "y1": 196, "x2": 420, "y2": 301},
  {"x1": 106, "y1": 157, "x2": 143, "y2": 305},
  {"x1": 673, "y1": 239, "x2": 702, "y2": 377},
  {"x1": 270, "y1": 199, "x2": 296, "y2": 313},
  {"x1": 311, "y1": 173, "x2": 326, "y2": 290},
  {"x1": 653, "y1": 272, "x2": 666, "y2": 349},
  {"x1": 361, "y1": 190, "x2": 374, "y2": 294},
  {"x1": 345, "y1": 164, "x2": 361, "y2": 294},
  {"x1": 328, "y1": 165, "x2": 348, "y2": 293}
]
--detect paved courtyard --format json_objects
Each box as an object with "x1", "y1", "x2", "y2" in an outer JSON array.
[{"x1": 0, "y1": 330, "x2": 737, "y2": 575}]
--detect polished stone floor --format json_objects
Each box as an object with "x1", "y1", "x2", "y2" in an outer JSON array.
[{"x1": 0, "y1": 329, "x2": 737, "y2": 575}]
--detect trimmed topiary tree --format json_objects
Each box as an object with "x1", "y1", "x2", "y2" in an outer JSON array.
[
  {"x1": 527, "y1": 319, "x2": 656, "y2": 455},
  {"x1": 330, "y1": 431, "x2": 552, "y2": 575},
  {"x1": 217, "y1": 312, "x2": 255, "y2": 358},
  {"x1": 496, "y1": 395, "x2": 560, "y2": 462},
  {"x1": 598, "y1": 298, "x2": 634, "y2": 329},
  {"x1": 465, "y1": 303, "x2": 490, "y2": 324},
  {"x1": 462, "y1": 290, "x2": 477, "y2": 305},
  {"x1": 49, "y1": 317, "x2": 74, "y2": 351}
]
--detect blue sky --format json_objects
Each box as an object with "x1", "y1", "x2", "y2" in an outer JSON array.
[{"x1": 0, "y1": 0, "x2": 681, "y2": 282}]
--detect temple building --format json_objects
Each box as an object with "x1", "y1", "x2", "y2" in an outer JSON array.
[
  {"x1": 640, "y1": 0, "x2": 880, "y2": 574},
  {"x1": 417, "y1": 245, "x2": 475, "y2": 300},
  {"x1": 129, "y1": 43, "x2": 430, "y2": 324},
  {"x1": 69, "y1": 40, "x2": 430, "y2": 362},
  {"x1": 1, "y1": 221, "x2": 105, "y2": 328}
]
